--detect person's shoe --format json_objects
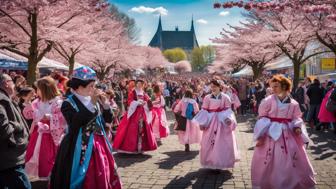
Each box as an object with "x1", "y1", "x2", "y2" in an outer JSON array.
[{"x1": 185, "y1": 144, "x2": 190, "y2": 152}]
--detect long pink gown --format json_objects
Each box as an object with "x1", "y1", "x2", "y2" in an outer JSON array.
[
  {"x1": 23, "y1": 96, "x2": 66, "y2": 179},
  {"x1": 152, "y1": 95, "x2": 169, "y2": 139},
  {"x1": 193, "y1": 93, "x2": 240, "y2": 169},
  {"x1": 113, "y1": 89, "x2": 157, "y2": 153},
  {"x1": 318, "y1": 89, "x2": 336, "y2": 123},
  {"x1": 173, "y1": 98, "x2": 202, "y2": 145},
  {"x1": 252, "y1": 94, "x2": 316, "y2": 189},
  {"x1": 224, "y1": 89, "x2": 241, "y2": 110}
]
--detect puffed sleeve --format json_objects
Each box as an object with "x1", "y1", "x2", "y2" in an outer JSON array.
[
  {"x1": 50, "y1": 99, "x2": 67, "y2": 146},
  {"x1": 258, "y1": 97, "x2": 272, "y2": 118},
  {"x1": 222, "y1": 94, "x2": 232, "y2": 109}
]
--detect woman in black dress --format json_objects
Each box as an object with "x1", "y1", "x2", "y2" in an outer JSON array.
[{"x1": 50, "y1": 66, "x2": 121, "y2": 189}]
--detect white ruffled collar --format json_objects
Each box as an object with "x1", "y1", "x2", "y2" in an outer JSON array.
[{"x1": 73, "y1": 91, "x2": 95, "y2": 112}]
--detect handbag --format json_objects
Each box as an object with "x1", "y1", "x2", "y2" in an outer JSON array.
[{"x1": 174, "y1": 112, "x2": 187, "y2": 131}]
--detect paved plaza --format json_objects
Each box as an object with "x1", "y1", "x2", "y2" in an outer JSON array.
[{"x1": 33, "y1": 112, "x2": 336, "y2": 189}]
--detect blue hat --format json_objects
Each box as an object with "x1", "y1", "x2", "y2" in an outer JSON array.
[{"x1": 72, "y1": 66, "x2": 97, "y2": 81}]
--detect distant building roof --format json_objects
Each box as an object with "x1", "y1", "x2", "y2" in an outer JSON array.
[{"x1": 149, "y1": 16, "x2": 199, "y2": 51}]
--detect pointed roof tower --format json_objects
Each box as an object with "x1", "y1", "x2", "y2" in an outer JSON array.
[
  {"x1": 149, "y1": 15, "x2": 163, "y2": 49},
  {"x1": 191, "y1": 15, "x2": 195, "y2": 32},
  {"x1": 158, "y1": 15, "x2": 162, "y2": 32}
]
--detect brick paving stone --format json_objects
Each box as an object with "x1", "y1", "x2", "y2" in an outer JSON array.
[{"x1": 31, "y1": 113, "x2": 336, "y2": 189}]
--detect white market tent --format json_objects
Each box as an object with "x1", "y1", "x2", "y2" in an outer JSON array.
[
  {"x1": 265, "y1": 56, "x2": 292, "y2": 71},
  {"x1": 232, "y1": 66, "x2": 253, "y2": 77},
  {"x1": 0, "y1": 49, "x2": 84, "y2": 71},
  {"x1": 39, "y1": 57, "x2": 69, "y2": 70},
  {"x1": 232, "y1": 56, "x2": 293, "y2": 77}
]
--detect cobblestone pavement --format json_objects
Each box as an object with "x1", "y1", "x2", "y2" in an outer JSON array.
[
  {"x1": 114, "y1": 113, "x2": 336, "y2": 189},
  {"x1": 32, "y1": 112, "x2": 336, "y2": 189}
]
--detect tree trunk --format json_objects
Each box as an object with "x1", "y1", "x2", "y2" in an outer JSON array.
[
  {"x1": 27, "y1": 12, "x2": 38, "y2": 86},
  {"x1": 68, "y1": 55, "x2": 75, "y2": 77},
  {"x1": 27, "y1": 57, "x2": 38, "y2": 86},
  {"x1": 293, "y1": 61, "x2": 301, "y2": 91},
  {"x1": 251, "y1": 64, "x2": 263, "y2": 81},
  {"x1": 98, "y1": 72, "x2": 105, "y2": 81}
]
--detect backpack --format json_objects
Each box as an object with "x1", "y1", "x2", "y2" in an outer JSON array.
[{"x1": 185, "y1": 103, "x2": 194, "y2": 120}]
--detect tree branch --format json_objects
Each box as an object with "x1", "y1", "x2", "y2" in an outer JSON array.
[
  {"x1": 37, "y1": 41, "x2": 53, "y2": 62},
  {"x1": 1, "y1": 46, "x2": 29, "y2": 58},
  {"x1": 0, "y1": 9, "x2": 31, "y2": 37},
  {"x1": 57, "y1": 12, "x2": 82, "y2": 28}
]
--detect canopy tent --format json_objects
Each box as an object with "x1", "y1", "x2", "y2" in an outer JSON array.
[
  {"x1": 265, "y1": 56, "x2": 292, "y2": 71},
  {"x1": 0, "y1": 50, "x2": 27, "y2": 70},
  {"x1": 0, "y1": 50, "x2": 86, "y2": 71},
  {"x1": 135, "y1": 68, "x2": 145, "y2": 75},
  {"x1": 232, "y1": 66, "x2": 253, "y2": 77},
  {"x1": 0, "y1": 59, "x2": 28, "y2": 70},
  {"x1": 38, "y1": 57, "x2": 69, "y2": 70}
]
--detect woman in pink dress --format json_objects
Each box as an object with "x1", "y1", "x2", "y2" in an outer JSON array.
[
  {"x1": 151, "y1": 84, "x2": 169, "y2": 142},
  {"x1": 173, "y1": 89, "x2": 201, "y2": 152},
  {"x1": 193, "y1": 80, "x2": 239, "y2": 171},
  {"x1": 318, "y1": 82, "x2": 335, "y2": 131},
  {"x1": 252, "y1": 75, "x2": 316, "y2": 189},
  {"x1": 223, "y1": 85, "x2": 241, "y2": 112},
  {"x1": 113, "y1": 79, "x2": 157, "y2": 153},
  {"x1": 23, "y1": 76, "x2": 66, "y2": 180}
]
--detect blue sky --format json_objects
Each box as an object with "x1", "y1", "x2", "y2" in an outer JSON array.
[{"x1": 109, "y1": 0, "x2": 247, "y2": 46}]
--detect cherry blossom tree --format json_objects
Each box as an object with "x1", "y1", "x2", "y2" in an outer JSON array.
[
  {"x1": 304, "y1": 9, "x2": 336, "y2": 56},
  {"x1": 0, "y1": 0, "x2": 104, "y2": 85},
  {"x1": 215, "y1": 1, "x2": 336, "y2": 56},
  {"x1": 175, "y1": 60, "x2": 192, "y2": 73},
  {"x1": 141, "y1": 47, "x2": 169, "y2": 69},
  {"x1": 79, "y1": 35, "x2": 133, "y2": 81},
  {"x1": 50, "y1": 1, "x2": 127, "y2": 77},
  {"x1": 252, "y1": 9, "x2": 328, "y2": 88},
  {"x1": 214, "y1": 1, "x2": 336, "y2": 21},
  {"x1": 209, "y1": 47, "x2": 246, "y2": 74},
  {"x1": 212, "y1": 22, "x2": 281, "y2": 80},
  {"x1": 214, "y1": 2, "x2": 331, "y2": 88}
]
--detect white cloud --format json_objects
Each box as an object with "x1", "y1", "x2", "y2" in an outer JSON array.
[
  {"x1": 129, "y1": 6, "x2": 168, "y2": 16},
  {"x1": 196, "y1": 19, "x2": 208, "y2": 24},
  {"x1": 219, "y1": 11, "x2": 230, "y2": 16}
]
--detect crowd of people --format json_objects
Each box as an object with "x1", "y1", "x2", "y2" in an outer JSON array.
[{"x1": 1, "y1": 66, "x2": 335, "y2": 189}]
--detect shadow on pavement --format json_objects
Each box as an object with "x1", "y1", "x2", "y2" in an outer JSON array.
[
  {"x1": 155, "y1": 151, "x2": 199, "y2": 170},
  {"x1": 307, "y1": 127, "x2": 336, "y2": 160},
  {"x1": 163, "y1": 169, "x2": 233, "y2": 189},
  {"x1": 114, "y1": 153, "x2": 152, "y2": 168}
]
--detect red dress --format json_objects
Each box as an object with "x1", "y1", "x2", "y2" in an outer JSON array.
[{"x1": 113, "y1": 89, "x2": 157, "y2": 153}]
